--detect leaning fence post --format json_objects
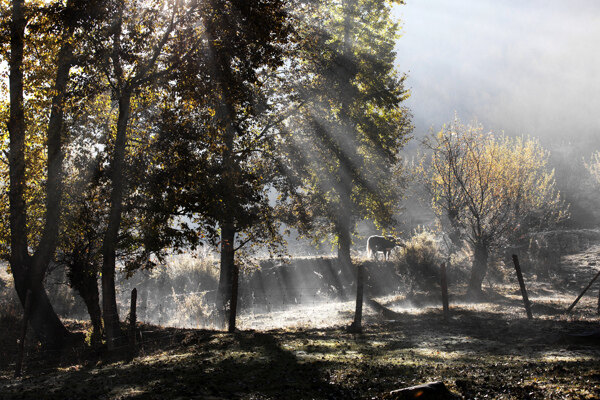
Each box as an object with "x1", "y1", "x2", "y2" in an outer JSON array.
[
  {"x1": 512, "y1": 254, "x2": 533, "y2": 319},
  {"x1": 440, "y1": 263, "x2": 450, "y2": 321},
  {"x1": 566, "y1": 269, "x2": 600, "y2": 313},
  {"x1": 128, "y1": 288, "x2": 137, "y2": 359},
  {"x1": 15, "y1": 289, "x2": 32, "y2": 378}
]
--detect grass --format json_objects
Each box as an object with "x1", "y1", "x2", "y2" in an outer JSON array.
[
  {"x1": 2, "y1": 245, "x2": 600, "y2": 399},
  {"x1": 1, "y1": 280, "x2": 600, "y2": 399}
]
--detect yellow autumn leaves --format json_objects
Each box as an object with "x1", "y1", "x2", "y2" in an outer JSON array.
[{"x1": 420, "y1": 118, "x2": 568, "y2": 246}]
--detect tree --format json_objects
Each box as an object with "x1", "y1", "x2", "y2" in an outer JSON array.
[
  {"x1": 55, "y1": 84, "x2": 198, "y2": 346},
  {"x1": 3, "y1": 0, "x2": 104, "y2": 349},
  {"x1": 274, "y1": 0, "x2": 412, "y2": 330},
  {"x1": 88, "y1": 0, "x2": 205, "y2": 349},
  {"x1": 421, "y1": 118, "x2": 568, "y2": 296},
  {"x1": 148, "y1": 0, "x2": 292, "y2": 331},
  {"x1": 281, "y1": 0, "x2": 411, "y2": 329},
  {"x1": 284, "y1": 0, "x2": 411, "y2": 261},
  {"x1": 56, "y1": 150, "x2": 107, "y2": 345}
]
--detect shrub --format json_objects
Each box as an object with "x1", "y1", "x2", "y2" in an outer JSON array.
[
  {"x1": 118, "y1": 253, "x2": 220, "y2": 327},
  {"x1": 393, "y1": 228, "x2": 444, "y2": 293},
  {"x1": 149, "y1": 254, "x2": 219, "y2": 293},
  {"x1": 171, "y1": 291, "x2": 217, "y2": 328}
]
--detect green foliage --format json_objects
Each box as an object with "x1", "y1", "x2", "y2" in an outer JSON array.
[
  {"x1": 143, "y1": 0, "x2": 293, "y2": 260},
  {"x1": 281, "y1": 0, "x2": 412, "y2": 247}
]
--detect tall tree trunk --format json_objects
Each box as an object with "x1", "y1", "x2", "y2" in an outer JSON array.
[
  {"x1": 218, "y1": 223, "x2": 235, "y2": 328},
  {"x1": 228, "y1": 260, "x2": 239, "y2": 333},
  {"x1": 14, "y1": 278, "x2": 72, "y2": 349},
  {"x1": 206, "y1": 14, "x2": 240, "y2": 331},
  {"x1": 214, "y1": 106, "x2": 237, "y2": 329},
  {"x1": 468, "y1": 241, "x2": 489, "y2": 296},
  {"x1": 8, "y1": 0, "x2": 28, "y2": 287},
  {"x1": 8, "y1": 0, "x2": 73, "y2": 349},
  {"x1": 99, "y1": 0, "x2": 178, "y2": 348},
  {"x1": 337, "y1": 0, "x2": 357, "y2": 287},
  {"x1": 30, "y1": 39, "x2": 72, "y2": 280},
  {"x1": 81, "y1": 277, "x2": 103, "y2": 345},
  {"x1": 101, "y1": 89, "x2": 132, "y2": 350},
  {"x1": 337, "y1": 217, "x2": 354, "y2": 298},
  {"x1": 337, "y1": 220, "x2": 352, "y2": 268}
]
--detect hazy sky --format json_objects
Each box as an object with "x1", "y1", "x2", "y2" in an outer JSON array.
[{"x1": 393, "y1": 1, "x2": 600, "y2": 145}]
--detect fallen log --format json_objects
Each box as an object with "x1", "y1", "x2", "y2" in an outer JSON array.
[
  {"x1": 366, "y1": 298, "x2": 402, "y2": 320},
  {"x1": 384, "y1": 381, "x2": 460, "y2": 400}
]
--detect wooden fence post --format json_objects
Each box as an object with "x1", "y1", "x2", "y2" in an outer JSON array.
[
  {"x1": 128, "y1": 288, "x2": 137, "y2": 359},
  {"x1": 512, "y1": 255, "x2": 533, "y2": 319},
  {"x1": 349, "y1": 263, "x2": 365, "y2": 333},
  {"x1": 566, "y1": 269, "x2": 600, "y2": 313},
  {"x1": 440, "y1": 263, "x2": 450, "y2": 321},
  {"x1": 15, "y1": 289, "x2": 32, "y2": 378}
]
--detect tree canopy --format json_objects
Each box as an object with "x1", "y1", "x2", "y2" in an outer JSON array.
[{"x1": 281, "y1": 0, "x2": 412, "y2": 265}]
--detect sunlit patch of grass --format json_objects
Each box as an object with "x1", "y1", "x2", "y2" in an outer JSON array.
[
  {"x1": 540, "y1": 353, "x2": 598, "y2": 363},
  {"x1": 108, "y1": 384, "x2": 148, "y2": 397}
]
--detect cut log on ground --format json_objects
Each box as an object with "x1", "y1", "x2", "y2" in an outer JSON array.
[{"x1": 383, "y1": 381, "x2": 460, "y2": 399}]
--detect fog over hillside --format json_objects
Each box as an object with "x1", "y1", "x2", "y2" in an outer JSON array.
[{"x1": 394, "y1": 0, "x2": 600, "y2": 149}]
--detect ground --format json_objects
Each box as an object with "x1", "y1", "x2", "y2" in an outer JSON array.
[{"x1": 1, "y1": 248, "x2": 600, "y2": 399}]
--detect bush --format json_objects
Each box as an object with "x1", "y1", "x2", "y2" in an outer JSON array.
[
  {"x1": 149, "y1": 254, "x2": 219, "y2": 293},
  {"x1": 119, "y1": 254, "x2": 220, "y2": 327},
  {"x1": 171, "y1": 291, "x2": 217, "y2": 328},
  {"x1": 393, "y1": 228, "x2": 444, "y2": 293}
]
